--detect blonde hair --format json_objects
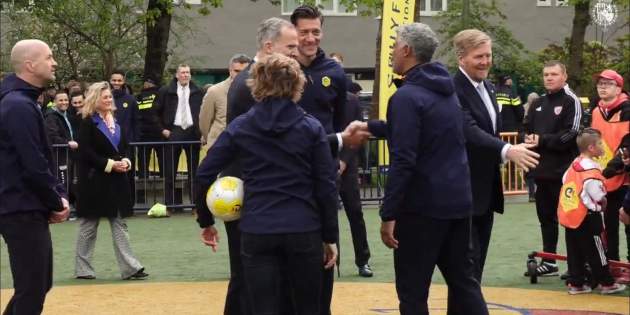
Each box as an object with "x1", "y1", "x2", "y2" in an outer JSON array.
[
  {"x1": 453, "y1": 29, "x2": 492, "y2": 58},
  {"x1": 82, "y1": 81, "x2": 115, "y2": 118},
  {"x1": 247, "y1": 53, "x2": 305, "y2": 103}
]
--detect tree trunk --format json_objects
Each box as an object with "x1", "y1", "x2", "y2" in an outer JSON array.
[
  {"x1": 143, "y1": 0, "x2": 172, "y2": 85},
  {"x1": 567, "y1": 0, "x2": 591, "y2": 94}
]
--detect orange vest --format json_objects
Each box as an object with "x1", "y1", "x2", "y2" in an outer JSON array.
[
  {"x1": 558, "y1": 158, "x2": 605, "y2": 229},
  {"x1": 591, "y1": 108, "x2": 630, "y2": 191}
]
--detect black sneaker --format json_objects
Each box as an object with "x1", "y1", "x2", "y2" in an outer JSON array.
[
  {"x1": 524, "y1": 262, "x2": 559, "y2": 277},
  {"x1": 358, "y1": 264, "x2": 373, "y2": 277},
  {"x1": 124, "y1": 268, "x2": 149, "y2": 280}
]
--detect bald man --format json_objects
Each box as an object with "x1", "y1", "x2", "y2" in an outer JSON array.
[{"x1": 0, "y1": 39, "x2": 69, "y2": 315}]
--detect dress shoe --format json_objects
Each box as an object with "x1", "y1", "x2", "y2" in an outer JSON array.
[{"x1": 358, "y1": 264, "x2": 373, "y2": 277}]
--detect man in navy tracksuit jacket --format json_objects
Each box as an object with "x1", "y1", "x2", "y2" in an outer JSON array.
[
  {"x1": 0, "y1": 40, "x2": 69, "y2": 315},
  {"x1": 368, "y1": 24, "x2": 487, "y2": 315}
]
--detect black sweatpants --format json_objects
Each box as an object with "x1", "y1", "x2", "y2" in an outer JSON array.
[
  {"x1": 565, "y1": 211, "x2": 615, "y2": 287},
  {"x1": 603, "y1": 187, "x2": 626, "y2": 261},
  {"x1": 394, "y1": 215, "x2": 488, "y2": 315},
  {"x1": 0, "y1": 211, "x2": 53, "y2": 315},
  {"x1": 535, "y1": 179, "x2": 562, "y2": 263}
]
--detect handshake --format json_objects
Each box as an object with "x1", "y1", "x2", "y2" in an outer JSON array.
[{"x1": 341, "y1": 121, "x2": 372, "y2": 149}]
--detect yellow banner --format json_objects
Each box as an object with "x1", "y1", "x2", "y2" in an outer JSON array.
[{"x1": 378, "y1": 0, "x2": 416, "y2": 164}]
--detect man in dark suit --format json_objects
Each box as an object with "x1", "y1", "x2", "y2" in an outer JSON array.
[
  {"x1": 452, "y1": 29, "x2": 539, "y2": 282},
  {"x1": 155, "y1": 64, "x2": 204, "y2": 209}
]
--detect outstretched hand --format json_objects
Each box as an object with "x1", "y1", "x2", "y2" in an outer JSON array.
[{"x1": 507, "y1": 143, "x2": 540, "y2": 172}]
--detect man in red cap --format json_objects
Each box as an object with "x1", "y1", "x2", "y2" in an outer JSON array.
[{"x1": 590, "y1": 69, "x2": 630, "y2": 262}]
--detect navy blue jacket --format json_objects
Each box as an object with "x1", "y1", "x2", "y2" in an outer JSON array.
[
  {"x1": 195, "y1": 98, "x2": 338, "y2": 243},
  {"x1": 0, "y1": 74, "x2": 66, "y2": 216},
  {"x1": 113, "y1": 89, "x2": 139, "y2": 143},
  {"x1": 454, "y1": 69, "x2": 505, "y2": 216},
  {"x1": 376, "y1": 63, "x2": 473, "y2": 221},
  {"x1": 299, "y1": 48, "x2": 348, "y2": 135}
]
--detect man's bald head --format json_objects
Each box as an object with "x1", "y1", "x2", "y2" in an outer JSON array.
[{"x1": 10, "y1": 39, "x2": 57, "y2": 87}]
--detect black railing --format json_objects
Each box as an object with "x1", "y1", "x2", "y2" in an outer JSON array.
[{"x1": 50, "y1": 139, "x2": 389, "y2": 212}]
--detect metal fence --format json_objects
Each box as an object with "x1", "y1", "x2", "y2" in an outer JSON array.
[{"x1": 49, "y1": 135, "x2": 526, "y2": 213}]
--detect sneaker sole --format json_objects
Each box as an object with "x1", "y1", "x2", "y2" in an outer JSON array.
[{"x1": 568, "y1": 290, "x2": 592, "y2": 295}]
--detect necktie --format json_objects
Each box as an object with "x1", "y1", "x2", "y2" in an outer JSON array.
[{"x1": 477, "y1": 83, "x2": 496, "y2": 133}]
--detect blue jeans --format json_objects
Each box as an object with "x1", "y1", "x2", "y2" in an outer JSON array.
[{"x1": 241, "y1": 231, "x2": 323, "y2": 315}]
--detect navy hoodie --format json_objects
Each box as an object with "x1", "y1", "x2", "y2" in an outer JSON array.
[
  {"x1": 0, "y1": 74, "x2": 66, "y2": 215},
  {"x1": 299, "y1": 48, "x2": 348, "y2": 134},
  {"x1": 378, "y1": 63, "x2": 473, "y2": 221},
  {"x1": 113, "y1": 89, "x2": 139, "y2": 143},
  {"x1": 195, "y1": 98, "x2": 339, "y2": 243}
]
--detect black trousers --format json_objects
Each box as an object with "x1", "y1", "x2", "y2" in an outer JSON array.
[
  {"x1": 223, "y1": 220, "x2": 251, "y2": 315},
  {"x1": 394, "y1": 215, "x2": 488, "y2": 315},
  {"x1": 339, "y1": 161, "x2": 370, "y2": 267},
  {"x1": 535, "y1": 179, "x2": 562, "y2": 263},
  {"x1": 470, "y1": 211, "x2": 494, "y2": 282},
  {"x1": 565, "y1": 212, "x2": 615, "y2": 287},
  {"x1": 0, "y1": 212, "x2": 53, "y2": 315},
  {"x1": 163, "y1": 127, "x2": 199, "y2": 207},
  {"x1": 241, "y1": 231, "x2": 323, "y2": 315},
  {"x1": 604, "y1": 187, "x2": 626, "y2": 261}
]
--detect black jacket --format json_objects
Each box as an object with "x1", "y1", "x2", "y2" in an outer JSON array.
[
  {"x1": 136, "y1": 86, "x2": 163, "y2": 140},
  {"x1": 113, "y1": 89, "x2": 139, "y2": 143},
  {"x1": 299, "y1": 48, "x2": 348, "y2": 134},
  {"x1": 155, "y1": 78, "x2": 203, "y2": 138},
  {"x1": 0, "y1": 74, "x2": 65, "y2": 215},
  {"x1": 76, "y1": 116, "x2": 133, "y2": 218},
  {"x1": 454, "y1": 69, "x2": 506, "y2": 216},
  {"x1": 195, "y1": 98, "x2": 338, "y2": 243},
  {"x1": 496, "y1": 84, "x2": 524, "y2": 132},
  {"x1": 524, "y1": 86, "x2": 581, "y2": 181},
  {"x1": 44, "y1": 108, "x2": 73, "y2": 144},
  {"x1": 373, "y1": 63, "x2": 473, "y2": 221}
]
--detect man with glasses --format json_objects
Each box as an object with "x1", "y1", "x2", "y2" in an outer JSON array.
[{"x1": 590, "y1": 69, "x2": 630, "y2": 262}]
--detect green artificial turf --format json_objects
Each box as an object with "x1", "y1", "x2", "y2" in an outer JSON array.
[{"x1": 1, "y1": 198, "x2": 628, "y2": 292}]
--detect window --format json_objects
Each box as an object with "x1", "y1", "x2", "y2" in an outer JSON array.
[
  {"x1": 281, "y1": 0, "x2": 357, "y2": 16},
  {"x1": 419, "y1": 0, "x2": 447, "y2": 16},
  {"x1": 537, "y1": 0, "x2": 552, "y2": 7}
]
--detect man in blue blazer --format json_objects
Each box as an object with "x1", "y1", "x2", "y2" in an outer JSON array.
[{"x1": 452, "y1": 29, "x2": 539, "y2": 282}]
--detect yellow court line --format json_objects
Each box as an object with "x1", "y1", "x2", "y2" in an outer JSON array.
[{"x1": 1, "y1": 282, "x2": 628, "y2": 315}]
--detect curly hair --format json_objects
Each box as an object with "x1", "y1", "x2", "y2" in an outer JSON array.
[{"x1": 247, "y1": 53, "x2": 305, "y2": 103}]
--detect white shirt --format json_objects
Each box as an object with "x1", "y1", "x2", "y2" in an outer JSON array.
[
  {"x1": 562, "y1": 157, "x2": 606, "y2": 211},
  {"x1": 459, "y1": 67, "x2": 511, "y2": 161},
  {"x1": 174, "y1": 82, "x2": 193, "y2": 130}
]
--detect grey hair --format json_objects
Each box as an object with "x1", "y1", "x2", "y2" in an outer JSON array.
[
  {"x1": 256, "y1": 17, "x2": 294, "y2": 51},
  {"x1": 396, "y1": 23, "x2": 439, "y2": 64}
]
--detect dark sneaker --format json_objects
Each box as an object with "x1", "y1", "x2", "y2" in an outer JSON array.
[
  {"x1": 600, "y1": 283, "x2": 627, "y2": 295},
  {"x1": 124, "y1": 268, "x2": 149, "y2": 280},
  {"x1": 358, "y1": 264, "x2": 373, "y2": 277},
  {"x1": 524, "y1": 262, "x2": 559, "y2": 277},
  {"x1": 568, "y1": 284, "x2": 591, "y2": 295},
  {"x1": 76, "y1": 275, "x2": 95, "y2": 280}
]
